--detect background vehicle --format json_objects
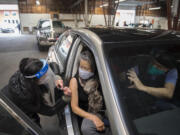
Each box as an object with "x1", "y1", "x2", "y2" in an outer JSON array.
[
  {"x1": 1, "y1": 28, "x2": 180, "y2": 135},
  {"x1": 35, "y1": 19, "x2": 68, "y2": 51},
  {"x1": 0, "y1": 22, "x2": 15, "y2": 33}
]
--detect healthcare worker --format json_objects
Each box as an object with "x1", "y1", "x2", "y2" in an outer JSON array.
[{"x1": 1, "y1": 58, "x2": 71, "y2": 127}]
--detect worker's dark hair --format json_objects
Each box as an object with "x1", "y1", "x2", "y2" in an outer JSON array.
[
  {"x1": 151, "y1": 49, "x2": 176, "y2": 69},
  {"x1": 19, "y1": 58, "x2": 48, "y2": 104},
  {"x1": 19, "y1": 58, "x2": 43, "y2": 80}
]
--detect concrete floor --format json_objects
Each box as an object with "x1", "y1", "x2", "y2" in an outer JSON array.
[{"x1": 0, "y1": 33, "x2": 60, "y2": 135}]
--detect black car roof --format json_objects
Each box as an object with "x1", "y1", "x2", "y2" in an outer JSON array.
[{"x1": 86, "y1": 27, "x2": 180, "y2": 43}]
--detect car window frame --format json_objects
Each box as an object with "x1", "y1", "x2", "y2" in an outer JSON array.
[
  {"x1": 60, "y1": 37, "x2": 82, "y2": 135},
  {"x1": 37, "y1": 20, "x2": 46, "y2": 29},
  {"x1": 55, "y1": 31, "x2": 77, "y2": 75},
  {"x1": 0, "y1": 92, "x2": 46, "y2": 135},
  {"x1": 63, "y1": 37, "x2": 81, "y2": 84}
]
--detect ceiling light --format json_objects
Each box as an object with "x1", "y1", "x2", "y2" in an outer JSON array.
[
  {"x1": 115, "y1": 0, "x2": 127, "y2": 3},
  {"x1": 149, "y1": 7, "x2": 161, "y2": 10},
  {"x1": 100, "y1": 0, "x2": 127, "y2": 8},
  {"x1": 36, "y1": 0, "x2": 40, "y2": 5},
  {"x1": 100, "y1": 3, "x2": 108, "y2": 8}
]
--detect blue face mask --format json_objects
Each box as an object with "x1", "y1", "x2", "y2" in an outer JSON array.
[
  {"x1": 79, "y1": 68, "x2": 94, "y2": 80},
  {"x1": 148, "y1": 65, "x2": 165, "y2": 75}
]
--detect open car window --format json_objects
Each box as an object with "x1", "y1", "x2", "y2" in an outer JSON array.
[
  {"x1": 53, "y1": 21, "x2": 64, "y2": 28},
  {"x1": 0, "y1": 92, "x2": 45, "y2": 135},
  {"x1": 56, "y1": 33, "x2": 76, "y2": 68},
  {"x1": 105, "y1": 44, "x2": 180, "y2": 135}
]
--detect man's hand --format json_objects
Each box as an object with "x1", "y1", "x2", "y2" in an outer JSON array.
[{"x1": 127, "y1": 69, "x2": 146, "y2": 91}]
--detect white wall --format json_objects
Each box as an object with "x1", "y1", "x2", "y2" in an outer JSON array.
[
  {"x1": 135, "y1": 16, "x2": 168, "y2": 30},
  {"x1": 59, "y1": 14, "x2": 107, "y2": 27},
  {"x1": 20, "y1": 13, "x2": 51, "y2": 28},
  {"x1": 115, "y1": 10, "x2": 136, "y2": 27},
  {"x1": 59, "y1": 14, "x2": 85, "y2": 28},
  {"x1": 90, "y1": 15, "x2": 106, "y2": 26},
  {"x1": 19, "y1": 13, "x2": 168, "y2": 32},
  {"x1": 19, "y1": 13, "x2": 107, "y2": 32}
]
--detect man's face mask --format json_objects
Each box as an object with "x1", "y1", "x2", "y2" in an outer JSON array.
[
  {"x1": 79, "y1": 68, "x2": 94, "y2": 80},
  {"x1": 148, "y1": 65, "x2": 165, "y2": 75}
]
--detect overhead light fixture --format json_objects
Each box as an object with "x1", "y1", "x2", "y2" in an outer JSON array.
[
  {"x1": 115, "y1": 0, "x2": 127, "y2": 4},
  {"x1": 36, "y1": 0, "x2": 40, "y2": 5},
  {"x1": 100, "y1": 3, "x2": 108, "y2": 8},
  {"x1": 100, "y1": 0, "x2": 126, "y2": 7},
  {"x1": 149, "y1": 7, "x2": 161, "y2": 10}
]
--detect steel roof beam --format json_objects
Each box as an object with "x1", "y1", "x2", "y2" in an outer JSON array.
[{"x1": 70, "y1": 0, "x2": 84, "y2": 9}]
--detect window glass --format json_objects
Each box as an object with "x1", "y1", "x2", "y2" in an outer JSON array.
[
  {"x1": 12, "y1": 12, "x2": 17, "y2": 16},
  {"x1": 0, "y1": 103, "x2": 33, "y2": 135},
  {"x1": 106, "y1": 44, "x2": 180, "y2": 135},
  {"x1": 53, "y1": 21, "x2": 64, "y2": 28},
  {"x1": 4, "y1": 12, "x2": 9, "y2": 16},
  {"x1": 41, "y1": 21, "x2": 50, "y2": 28},
  {"x1": 57, "y1": 34, "x2": 74, "y2": 66}
]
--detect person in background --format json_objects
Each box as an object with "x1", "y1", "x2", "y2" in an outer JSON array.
[
  {"x1": 17, "y1": 23, "x2": 21, "y2": 34},
  {"x1": 127, "y1": 51, "x2": 178, "y2": 100}
]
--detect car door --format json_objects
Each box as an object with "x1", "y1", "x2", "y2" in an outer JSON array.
[
  {"x1": 60, "y1": 36, "x2": 82, "y2": 135},
  {"x1": 0, "y1": 92, "x2": 46, "y2": 135},
  {"x1": 47, "y1": 31, "x2": 80, "y2": 135}
]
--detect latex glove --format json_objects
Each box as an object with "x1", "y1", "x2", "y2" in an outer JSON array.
[
  {"x1": 55, "y1": 79, "x2": 63, "y2": 89},
  {"x1": 62, "y1": 87, "x2": 72, "y2": 96}
]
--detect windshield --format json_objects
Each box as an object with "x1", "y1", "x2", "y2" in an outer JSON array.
[
  {"x1": 53, "y1": 21, "x2": 65, "y2": 28},
  {"x1": 105, "y1": 42, "x2": 180, "y2": 135}
]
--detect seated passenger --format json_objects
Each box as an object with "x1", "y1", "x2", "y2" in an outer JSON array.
[
  {"x1": 127, "y1": 51, "x2": 178, "y2": 99},
  {"x1": 70, "y1": 50, "x2": 108, "y2": 135}
]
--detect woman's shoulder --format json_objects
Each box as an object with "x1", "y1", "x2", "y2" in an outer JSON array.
[{"x1": 70, "y1": 77, "x2": 78, "y2": 87}]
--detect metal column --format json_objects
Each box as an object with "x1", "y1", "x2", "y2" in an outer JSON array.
[
  {"x1": 85, "y1": 0, "x2": 88, "y2": 27},
  {"x1": 167, "y1": 0, "x2": 172, "y2": 30}
]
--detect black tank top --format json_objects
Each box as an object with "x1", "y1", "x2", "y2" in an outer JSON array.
[{"x1": 75, "y1": 74, "x2": 88, "y2": 111}]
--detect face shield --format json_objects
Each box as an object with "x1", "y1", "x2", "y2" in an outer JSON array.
[{"x1": 24, "y1": 59, "x2": 56, "y2": 90}]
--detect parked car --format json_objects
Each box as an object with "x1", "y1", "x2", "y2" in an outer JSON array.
[
  {"x1": 1, "y1": 28, "x2": 180, "y2": 135},
  {"x1": 0, "y1": 23, "x2": 15, "y2": 33},
  {"x1": 35, "y1": 19, "x2": 68, "y2": 51}
]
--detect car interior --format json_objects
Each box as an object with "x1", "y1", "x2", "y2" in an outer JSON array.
[
  {"x1": 108, "y1": 46, "x2": 180, "y2": 135},
  {"x1": 70, "y1": 42, "x2": 112, "y2": 135}
]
